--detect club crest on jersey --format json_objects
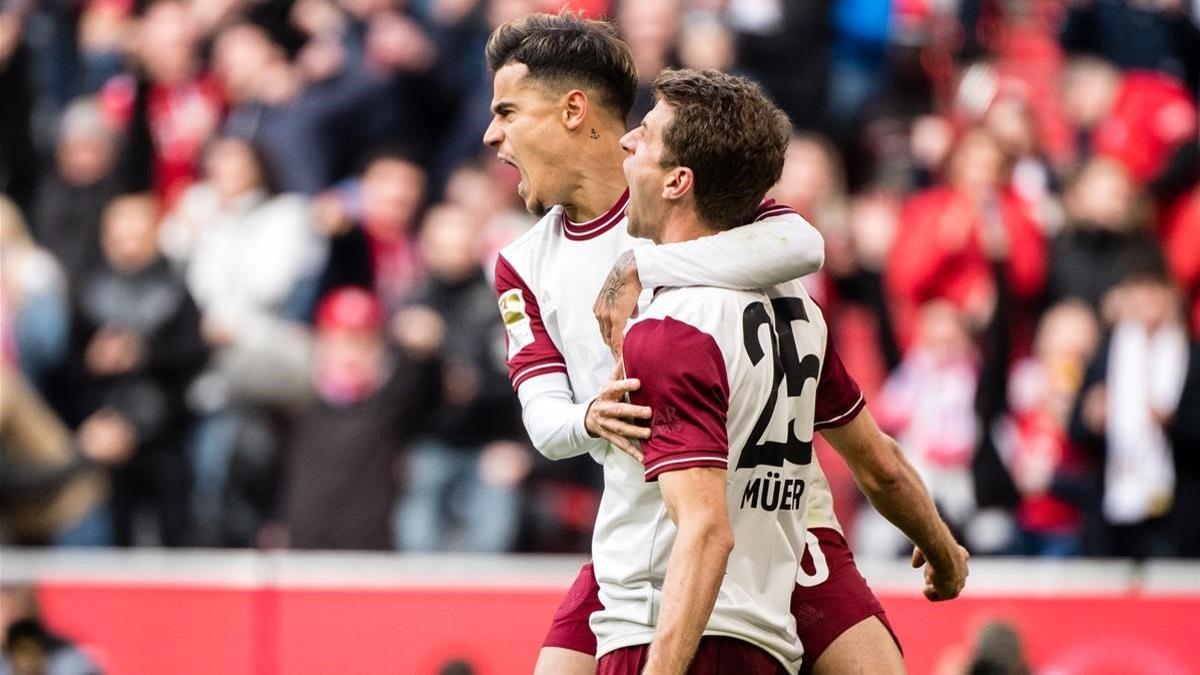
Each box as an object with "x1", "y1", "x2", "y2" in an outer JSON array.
[{"x1": 499, "y1": 289, "x2": 536, "y2": 358}]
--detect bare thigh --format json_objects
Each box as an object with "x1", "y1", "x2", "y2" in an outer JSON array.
[
  {"x1": 534, "y1": 646, "x2": 596, "y2": 675},
  {"x1": 811, "y1": 616, "x2": 906, "y2": 675}
]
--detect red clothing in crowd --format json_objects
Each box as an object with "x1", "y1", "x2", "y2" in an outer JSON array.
[
  {"x1": 1164, "y1": 187, "x2": 1200, "y2": 336},
  {"x1": 886, "y1": 186, "x2": 1046, "y2": 346},
  {"x1": 1010, "y1": 410, "x2": 1084, "y2": 534},
  {"x1": 99, "y1": 73, "x2": 224, "y2": 208},
  {"x1": 146, "y1": 74, "x2": 225, "y2": 207},
  {"x1": 365, "y1": 226, "x2": 423, "y2": 314},
  {"x1": 1094, "y1": 71, "x2": 1197, "y2": 185}
]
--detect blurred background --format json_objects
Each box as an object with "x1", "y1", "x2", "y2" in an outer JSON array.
[{"x1": 0, "y1": 0, "x2": 1197, "y2": 673}]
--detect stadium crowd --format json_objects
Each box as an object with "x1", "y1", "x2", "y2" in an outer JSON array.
[{"x1": 0, "y1": 0, "x2": 1197, "y2": 560}]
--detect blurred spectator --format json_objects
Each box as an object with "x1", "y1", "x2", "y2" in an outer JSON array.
[
  {"x1": 1162, "y1": 185, "x2": 1200, "y2": 336},
  {"x1": 442, "y1": 159, "x2": 534, "y2": 276},
  {"x1": 983, "y1": 95, "x2": 1062, "y2": 232},
  {"x1": 67, "y1": 194, "x2": 208, "y2": 546},
  {"x1": 0, "y1": 371, "x2": 110, "y2": 547},
  {"x1": 1061, "y1": 58, "x2": 1197, "y2": 199},
  {"x1": 277, "y1": 287, "x2": 432, "y2": 550},
  {"x1": 887, "y1": 128, "x2": 1046, "y2": 350},
  {"x1": 113, "y1": 0, "x2": 225, "y2": 206},
  {"x1": 215, "y1": 21, "x2": 385, "y2": 195},
  {"x1": 160, "y1": 136, "x2": 322, "y2": 543},
  {"x1": 32, "y1": 97, "x2": 121, "y2": 284},
  {"x1": 316, "y1": 149, "x2": 427, "y2": 316},
  {"x1": 77, "y1": 0, "x2": 135, "y2": 94},
  {"x1": 964, "y1": 621, "x2": 1030, "y2": 675},
  {"x1": 161, "y1": 135, "x2": 323, "y2": 409},
  {"x1": 677, "y1": 11, "x2": 736, "y2": 73},
  {"x1": 1071, "y1": 274, "x2": 1191, "y2": 557},
  {"x1": 0, "y1": 8, "x2": 39, "y2": 213},
  {"x1": 1167, "y1": 319, "x2": 1200, "y2": 557},
  {"x1": 1, "y1": 585, "x2": 101, "y2": 675},
  {"x1": 0, "y1": 197, "x2": 70, "y2": 391},
  {"x1": 618, "y1": 0, "x2": 682, "y2": 123},
  {"x1": 394, "y1": 204, "x2": 528, "y2": 552},
  {"x1": 825, "y1": 0, "x2": 890, "y2": 141},
  {"x1": 1060, "y1": 0, "x2": 1200, "y2": 92},
  {"x1": 870, "y1": 301, "x2": 979, "y2": 554},
  {"x1": 1046, "y1": 158, "x2": 1166, "y2": 310},
  {"x1": 728, "y1": 0, "x2": 832, "y2": 131},
  {"x1": 999, "y1": 302, "x2": 1100, "y2": 557},
  {"x1": 770, "y1": 134, "x2": 849, "y2": 301}
]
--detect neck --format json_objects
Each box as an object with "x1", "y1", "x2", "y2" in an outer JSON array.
[
  {"x1": 559, "y1": 118, "x2": 630, "y2": 222},
  {"x1": 656, "y1": 206, "x2": 720, "y2": 245}
]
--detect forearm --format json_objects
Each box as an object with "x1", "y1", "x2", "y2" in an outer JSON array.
[
  {"x1": 855, "y1": 437, "x2": 958, "y2": 565},
  {"x1": 517, "y1": 373, "x2": 606, "y2": 460},
  {"x1": 823, "y1": 411, "x2": 958, "y2": 566},
  {"x1": 645, "y1": 524, "x2": 732, "y2": 675},
  {"x1": 635, "y1": 214, "x2": 824, "y2": 290}
]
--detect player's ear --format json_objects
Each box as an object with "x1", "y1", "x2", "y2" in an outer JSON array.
[
  {"x1": 562, "y1": 90, "x2": 588, "y2": 131},
  {"x1": 661, "y1": 166, "x2": 693, "y2": 202}
]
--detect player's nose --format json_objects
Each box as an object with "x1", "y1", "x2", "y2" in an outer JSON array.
[
  {"x1": 619, "y1": 129, "x2": 636, "y2": 154},
  {"x1": 483, "y1": 118, "x2": 503, "y2": 148}
]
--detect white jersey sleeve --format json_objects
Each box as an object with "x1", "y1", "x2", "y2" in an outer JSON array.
[
  {"x1": 514, "y1": 372, "x2": 606, "y2": 460},
  {"x1": 633, "y1": 201, "x2": 824, "y2": 290},
  {"x1": 493, "y1": 250, "x2": 607, "y2": 460}
]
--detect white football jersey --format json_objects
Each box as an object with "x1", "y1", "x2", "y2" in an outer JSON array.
[{"x1": 590, "y1": 279, "x2": 847, "y2": 672}]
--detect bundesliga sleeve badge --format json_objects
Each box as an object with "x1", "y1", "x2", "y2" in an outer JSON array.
[{"x1": 499, "y1": 288, "x2": 536, "y2": 359}]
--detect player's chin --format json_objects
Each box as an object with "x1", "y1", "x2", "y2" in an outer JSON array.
[{"x1": 525, "y1": 195, "x2": 548, "y2": 218}]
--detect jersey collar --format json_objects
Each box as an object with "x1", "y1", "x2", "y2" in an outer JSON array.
[{"x1": 562, "y1": 189, "x2": 629, "y2": 241}]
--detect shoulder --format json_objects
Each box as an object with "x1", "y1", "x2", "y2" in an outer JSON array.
[
  {"x1": 642, "y1": 285, "x2": 764, "y2": 324},
  {"x1": 629, "y1": 286, "x2": 764, "y2": 353},
  {"x1": 498, "y1": 207, "x2": 565, "y2": 262}
]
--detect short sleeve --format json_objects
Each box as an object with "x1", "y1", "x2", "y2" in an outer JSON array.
[
  {"x1": 622, "y1": 317, "x2": 731, "y2": 481},
  {"x1": 494, "y1": 254, "x2": 567, "y2": 391},
  {"x1": 813, "y1": 341, "x2": 865, "y2": 430}
]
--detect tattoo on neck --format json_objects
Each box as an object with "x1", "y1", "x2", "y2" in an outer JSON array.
[{"x1": 590, "y1": 128, "x2": 600, "y2": 140}]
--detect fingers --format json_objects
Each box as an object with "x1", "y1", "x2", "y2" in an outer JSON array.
[
  {"x1": 911, "y1": 548, "x2": 925, "y2": 568},
  {"x1": 604, "y1": 401, "x2": 652, "y2": 420},
  {"x1": 597, "y1": 416, "x2": 652, "y2": 441},
  {"x1": 598, "y1": 379, "x2": 643, "y2": 401},
  {"x1": 599, "y1": 429, "x2": 644, "y2": 462}
]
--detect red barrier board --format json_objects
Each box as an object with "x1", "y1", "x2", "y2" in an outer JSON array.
[{"x1": 34, "y1": 583, "x2": 1200, "y2": 675}]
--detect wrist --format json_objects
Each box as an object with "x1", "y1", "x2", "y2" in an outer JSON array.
[
  {"x1": 582, "y1": 398, "x2": 600, "y2": 438},
  {"x1": 925, "y1": 528, "x2": 960, "y2": 567}
]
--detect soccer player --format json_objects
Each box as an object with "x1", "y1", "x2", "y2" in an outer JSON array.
[
  {"x1": 594, "y1": 68, "x2": 843, "y2": 674},
  {"x1": 483, "y1": 13, "x2": 967, "y2": 675}
]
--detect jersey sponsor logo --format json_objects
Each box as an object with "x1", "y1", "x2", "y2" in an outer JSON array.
[
  {"x1": 651, "y1": 405, "x2": 681, "y2": 435},
  {"x1": 499, "y1": 288, "x2": 536, "y2": 359}
]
